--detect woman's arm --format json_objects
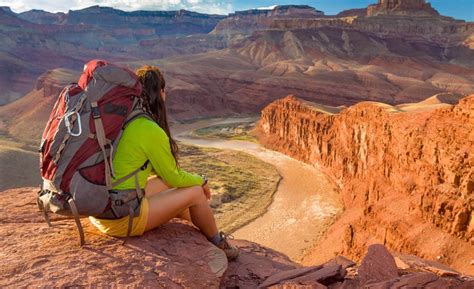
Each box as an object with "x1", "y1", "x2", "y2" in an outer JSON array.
[{"x1": 139, "y1": 120, "x2": 204, "y2": 188}]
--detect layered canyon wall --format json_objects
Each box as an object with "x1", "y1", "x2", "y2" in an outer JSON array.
[
  {"x1": 257, "y1": 95, "x2": 474, "y2": 272},
  {"x1": 367, "y1": 0, "x2": 439, "y2": 17}
]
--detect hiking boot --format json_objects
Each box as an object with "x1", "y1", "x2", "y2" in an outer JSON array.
[{"x1": 216, "y1": 232, "x2": 239, "y2": 261}]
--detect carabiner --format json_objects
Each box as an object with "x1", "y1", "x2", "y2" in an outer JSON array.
[{"x1": 64, "y1": 111, "x2": 82, "y2": 137}]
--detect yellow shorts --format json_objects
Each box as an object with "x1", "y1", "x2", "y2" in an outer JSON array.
[{"x1": 89, "y1": 197, "x2": 149, "y2": 237}]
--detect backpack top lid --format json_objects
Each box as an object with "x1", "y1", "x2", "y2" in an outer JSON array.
[
  {"x1": 79, "y1": 60, "x2": 106, "y2": 89},
  {"x1": 79, "y1": 59, "x2": 141, "y2": 94}
]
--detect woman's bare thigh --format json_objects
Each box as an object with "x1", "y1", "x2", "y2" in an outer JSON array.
[{"x1": 144, "y1": 186, "x2": 201, "y2": 231}]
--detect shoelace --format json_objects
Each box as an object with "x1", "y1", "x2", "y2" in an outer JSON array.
[{"x1": 219, "y1": 232, "x2": 235, "y2": 249}]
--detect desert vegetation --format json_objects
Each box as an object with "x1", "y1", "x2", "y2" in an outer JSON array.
[
  {"x1": 193, "y1": 121, "x2": 258, "y2": 142},
  {"x1": 179, "y1": 143, "x2": 280, "y2": 233}
]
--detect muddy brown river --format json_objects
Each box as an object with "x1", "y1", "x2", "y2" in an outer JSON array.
[{"x1": 172, "y1": 119, "x2": 342, "y2": 262}]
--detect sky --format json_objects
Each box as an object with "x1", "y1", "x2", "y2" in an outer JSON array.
[{"x1": 1, "y1": 0, "x2": 473, "y2": 21}]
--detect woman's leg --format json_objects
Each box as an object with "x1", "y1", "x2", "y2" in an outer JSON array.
[
  {"x1": 145, "y1": 176, "x2": 192, "y2": 222},
  {"x1": 144, "y1": 185, "x2": 218, "y2": 238}
]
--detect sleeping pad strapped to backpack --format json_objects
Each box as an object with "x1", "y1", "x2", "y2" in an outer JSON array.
[{"x1": 37, "y1": 59, "x2": 151, "y2": 246}]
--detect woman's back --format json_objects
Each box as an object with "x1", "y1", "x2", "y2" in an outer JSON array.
[{"x1": 112, "y1": 116, "x2": 202, "y2": 190}]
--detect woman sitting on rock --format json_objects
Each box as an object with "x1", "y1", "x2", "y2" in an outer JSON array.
[{"x1": 89, "y1": 65, "x2": 239, "y2": 260}]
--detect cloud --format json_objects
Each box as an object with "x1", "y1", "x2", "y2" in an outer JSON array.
[
  {"x1": 257, "y1": 5, "x2": 277, "y2": 10},
  {"x1": 0, "y1": 0, "x2": 233, "y2": 15}
]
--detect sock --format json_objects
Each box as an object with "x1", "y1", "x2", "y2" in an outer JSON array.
[{"x1": 208, "y1": 232, "x2": 223, "y2": 246}]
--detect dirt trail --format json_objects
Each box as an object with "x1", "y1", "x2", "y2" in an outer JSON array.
[{"x1": 172, "y1": 119, "x2": 342, "y2": 262}]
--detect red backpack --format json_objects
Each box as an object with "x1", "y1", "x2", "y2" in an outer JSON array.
[{"x1": 37, "y1": 60, "x2": 151, "y2": 245}]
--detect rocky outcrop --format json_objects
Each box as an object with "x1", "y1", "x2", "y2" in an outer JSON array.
[
  {"x1": 0, "y1": 69, "x2": 80, "y2": 142},
  {"x1": 35, "y1": 69, "x2": 81, "y2": 98},
  {"x1": 18, "y1": 9, "x2": 66, "y2": 24},
  {"x1": 19, "y1": 5, "x2": 224, "y2": 35},
  {"x1": 367, "y1": 0, "x2": 439, "y2": 17},
  {"x1": 337, "y1": 9, "x2": 367, "y2": 18},
  {"x1": 211, "y1": 5, "x2": 324, "y2": 36},
  {"x1": 257, "y1": 95, "x2": 474, "y2": 274},
  {"x1": 266, "y1": 16, "x2": 473, "y2": 45},
  {"x1": 1, "y1": 188, "x2": 472, "y2": 288},
  {"x1": 229, "y1": 5, "x2": 324, "y2": 18},
  {"x1": 0, "y1": 188, "x2": 297, "y2": 288},
  {"x1": 212, "y1": 1, "x2": 471, "y2": 48}
]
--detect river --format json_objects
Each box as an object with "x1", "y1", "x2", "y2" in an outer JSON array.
[{"x1": 172, "y1": 118, "x2": 342, "y2": 262}]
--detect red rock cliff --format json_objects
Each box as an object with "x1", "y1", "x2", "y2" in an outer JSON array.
[
  {"x1": 367, "y1": 0, "x2": 439, "y2": 17},
  {"x1": 257, "y1": 95, "x2": 474, "y2": 273}
]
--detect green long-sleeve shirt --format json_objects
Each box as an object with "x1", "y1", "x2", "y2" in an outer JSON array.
[{"x1": 111, "y1": 117, "x2": 203, "y2": 190}]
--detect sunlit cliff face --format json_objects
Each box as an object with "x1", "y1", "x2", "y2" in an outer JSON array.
[{"x1": 367, "y1": 0, "x2": 439, "y2": 16}]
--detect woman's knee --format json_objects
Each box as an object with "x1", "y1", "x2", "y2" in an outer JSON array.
[{"x1": 187, "y1": 186, "x2": 206, "y2": 205}]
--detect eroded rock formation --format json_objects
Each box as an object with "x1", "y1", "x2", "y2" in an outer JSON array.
[
  {"x1": 257, "y1": 94, "x2": 474, "y2": 274},
  {"x1": 19, "y1": 5, "x2": 224, "y2": 35},
  {"x1": 35, "y1": 69, "x2": 81, "y2": 98},
  {"x1": 367, "y1": 0, "x2": 439, "y2": 17},
  {"x1": 2, "y1": 3, "x2": 473, "y2": 112},
  {"x1": 211, "y1": 5, "x2": 324, "y2": 36},
  {"x1": 1, "y1": 188, "x2": 472, "y2": 287}
]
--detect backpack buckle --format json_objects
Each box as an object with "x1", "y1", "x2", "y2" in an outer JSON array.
[
  {"x1": 140, "y1": 161, "x2": 149, "y2": 170},
  {"x1": 114, "y1": 200, "x2": 124, "y2": 206},
  {"x1": 91, "y1": 106, "x2": 101, "y2": 119}
]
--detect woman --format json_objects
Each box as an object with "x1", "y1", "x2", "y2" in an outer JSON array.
[{"x1": 89, "y1": 65, "x2": 239, "y2": 260}]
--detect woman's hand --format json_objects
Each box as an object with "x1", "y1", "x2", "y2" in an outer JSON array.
[{"x1": 202, "y1": 184, "x2": 212, "y2": 200}]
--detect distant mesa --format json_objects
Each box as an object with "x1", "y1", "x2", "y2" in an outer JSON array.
[
  {"x1": 0, "y1": 6, "x2": 12, "y2": 13},
  {"x1": 367, "y1": 0, "x2": 439, "y2": 17},
  {"x1": 230, "y1": 5, "x2": 324, "y2": 17},
  {"x1": 337, "y1": 8, "x2": 368, "y2": 18},
  {"x1": 18, "y1": 5, "x2": 225, "y2": 28}
]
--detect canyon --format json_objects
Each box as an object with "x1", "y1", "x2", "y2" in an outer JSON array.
[
  {"x1": 1, "y1": 1, "x2": 473, "y2": 113},
  {"x1": 0, "y1": 0, "x2": 473, "y2": 287},
  {"x1": 257, "y1": 93, "x2": 474, "y2": 274}
]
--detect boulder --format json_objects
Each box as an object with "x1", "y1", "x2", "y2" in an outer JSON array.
[
  {"x1": 221, "y1": 240, "x2": 298, "y2": 288},
  {"x1": 358, "y1": 244, "x2": 399, "y2": 285},
  {"x1": 394, "y1": 254, "x2": 461, "y2": 277},
  {"x1": 259, "y1": 258, "x2": 348, "y2": 288},
  {"x1": 259, "y1": 266, "x2": 324, "y2": 288}
]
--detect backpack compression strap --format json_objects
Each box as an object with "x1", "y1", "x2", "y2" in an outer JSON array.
[
  {"x1": 110, "y1": 160, "x2": 149, "y2": 245},
  {"x1": 123, "y1": 172, "x2": 146, "y2": 245},
  {"x1": 68, "y1": 198, "x2": 85, "y2": 246},
  {"x1": 91, "y1": 101, "x2": 113, "y2": 188}
]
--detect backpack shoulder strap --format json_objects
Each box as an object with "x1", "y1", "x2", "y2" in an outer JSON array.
[
  {"x1": 122, "y1": 97, "x2": 154, "y2": 127},
  {"x1": 111, "y1": 160, "x2": 149, "y2": 187},
  {"x1": 123, "y1": 107, "x2": 154, "y2": 130}
]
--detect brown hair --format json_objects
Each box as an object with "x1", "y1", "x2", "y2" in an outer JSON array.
[{"x1": 136, "y1": 65, "x2": 179, "y2": 165}]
